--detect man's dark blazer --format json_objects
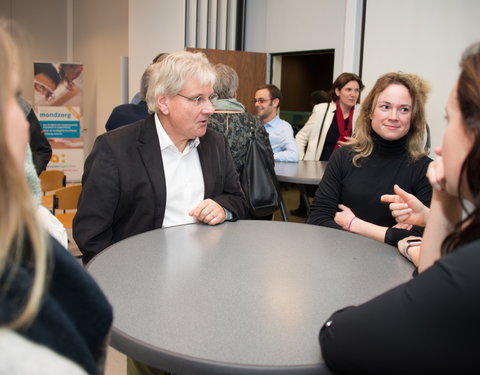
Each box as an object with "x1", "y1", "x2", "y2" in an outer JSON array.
[{"x1": 73, "y1": 114, "x2": 248, "y2": 263}]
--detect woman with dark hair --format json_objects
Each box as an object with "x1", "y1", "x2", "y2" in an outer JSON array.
[
  {"x1": 308, "y1": 72, "x2": 432, "y2": 246},
  {"x1": 295, "y1": 72, "x2": 364, "y2": 162},
  {"x1": 319, "y1": 42, "x2": 480, "y2": 373},
  {"x1": 291, "y1": 73, "x2": 364, "y2": 217}
]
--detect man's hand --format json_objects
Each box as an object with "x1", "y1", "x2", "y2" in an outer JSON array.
[{"x1": 189, "y1": 198, "x2": 226, "y2": 225}]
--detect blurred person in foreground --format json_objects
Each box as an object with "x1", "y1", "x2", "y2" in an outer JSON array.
[{"x1": 0, "y1": 20, "x2": 112, "y2": 375}]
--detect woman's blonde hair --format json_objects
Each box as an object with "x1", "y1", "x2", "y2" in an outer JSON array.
[
  {"x1": 0, "y1": 20, "x2": 48, "y2": 329},
  {"x1": 352, "y1": 72, "x2": 429, "y2": 167}
]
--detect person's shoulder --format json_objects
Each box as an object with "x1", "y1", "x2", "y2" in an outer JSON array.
[
  {"x1": 274, "y1": 116, "x2": 293, "y2": 129},
  {"x1": 49, "y1": 235, "x2": 86, "y2": 273},
  {"x1": 441, "y1": 239, "x2": 480, "y2": 265},
  {"x1": 434, "y1": 239, "x2": 480, "y2": 293},
  {"x1": 111, "y1": 103, "x2": 132, "y2": 112},
  {"x1": 210, "y1": 112, "x2": 256, "y2": 130},
  {"x1": 313, "y1": 102, "x2": 334, "y2": 112},
  {"x1": 208, "y1": 113, "x2": 227, "y2": 132},
  {"x1": 326, "y1": 145, "x2": 356, "y2": 168},
  {"x1": 203, "y1": 127, "x2": 226, "y2": 142},
  {"x1": 334, "y1": 144, "x2": 356, "y2": 158},
  {"x1": 0, "y1": 329, "x2": 88, "y2": 375},
  {"x1": 279, "y1": 117, "x2": 292, "y2": 126},
  {"x1": 409, "y1": 153, "x2": 433, "y2": 169},
  {"x1": 420, "y1": 154, "x2": 434, "y2": 163},
  {"x1": 110, "y1": 101, "x2": 147, "y2": 116},
  {"x1": 102, "y1": 115, "x2": 153, "y2": 139}
]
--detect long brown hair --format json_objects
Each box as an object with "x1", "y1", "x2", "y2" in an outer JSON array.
[
  {"x1": 352, "y1": 72, "x2": 428, "y2": 167},
  {"x1": 0, "y1": 20, "x2": 48, "y2": 329},
  {"x1": 442, "y1": 42, "x2": 480, "y2": 255}
]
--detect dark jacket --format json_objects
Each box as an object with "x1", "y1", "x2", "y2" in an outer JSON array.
[
  {"x1": 104, "y1": 101, "x2": 149, "y2": 132},
  {"x1": 17, "y1": 97, "x2": 52, "y2": 174}
]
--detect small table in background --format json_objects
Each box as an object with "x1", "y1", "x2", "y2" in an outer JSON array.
[{"x1": 274, "y1": 160, "x2": 328, "y2": 221}]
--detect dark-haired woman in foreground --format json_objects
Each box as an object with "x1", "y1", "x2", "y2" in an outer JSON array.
[{"x1": 320, "y1": 42, "x2": 480, "y2": 374}]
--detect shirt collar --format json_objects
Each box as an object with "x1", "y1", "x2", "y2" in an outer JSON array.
[
  {"x1": 264, "y1": 115, "x2": 280, "y2": 128},
  {"x1": 155, "y1": 114, "x2": 200, "y2": 152}
]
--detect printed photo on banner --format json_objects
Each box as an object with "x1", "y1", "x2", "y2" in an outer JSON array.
[{"x1": 34, "y1": 62, "x2": 83, "y2": 107}]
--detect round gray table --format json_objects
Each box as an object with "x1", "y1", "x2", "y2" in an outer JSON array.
[
  {"x1": 274, "y1": 161, "x2": 328, "y2": 220},
  {"x1": 274, "y1": 160, "x2": 327, "y2": 185},
  {"x1": 88, "y1": 221, "x2": 413, "y2": 374}
]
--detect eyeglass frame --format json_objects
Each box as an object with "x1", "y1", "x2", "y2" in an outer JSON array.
[
  {"x1": 176, "y1": 93, "x2": 218, "y2": 106},
  {"x1": 252, "y1": 97, "x2": 277, "y2": 104}
]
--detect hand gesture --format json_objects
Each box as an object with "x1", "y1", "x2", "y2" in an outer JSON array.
[{"x1": 381, "y1": 184, "x2": 429, "y2": 227}]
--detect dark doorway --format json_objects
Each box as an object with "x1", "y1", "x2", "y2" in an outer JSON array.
[{"x1": 271, "y1": 50, "x2": 334, "y2": 131}]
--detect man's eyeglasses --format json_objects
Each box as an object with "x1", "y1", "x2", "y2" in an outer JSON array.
[
  {"x1": 177, "y1": 93, "x2": 218, "y2": 106},
  {"x1": 252, "y1": 98, "x2": 273, "y2": 104}
]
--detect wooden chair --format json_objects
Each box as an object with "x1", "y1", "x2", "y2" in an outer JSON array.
[
  {"x1": 39, "y1": 170, "x2": 66, "y2": 210},
  {"x1": 52, "y1": 184, "x2": 82, "y2": 229}
]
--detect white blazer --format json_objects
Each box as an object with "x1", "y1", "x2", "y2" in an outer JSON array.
[{"x1": 295, "y1": 102, "x2": 359, "y2": 161}]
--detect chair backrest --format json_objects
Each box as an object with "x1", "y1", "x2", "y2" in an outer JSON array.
[
  {"x1": 53, "y1": 184, "x2": 82, "y2": 214},
  {"x1": 39, "y1": 170, "x2": 66, "y2": 193}
]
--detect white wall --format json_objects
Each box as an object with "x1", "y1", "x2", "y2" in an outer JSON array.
[
  {"x1": 0, "y1": 0, "x2": 68, "y2": 101},
  {"x1": 245, "y1": 0, "x2": 354, "y2": 79},
  {"x1": 128, "y1": 0, "x2": 185, "y2": 101},
  {"x1": 363, "y1": 0, "x2": 480, "y2": 154},
  {"x1": 74, "y1": 0, "x2": 128, "y2": 152}
]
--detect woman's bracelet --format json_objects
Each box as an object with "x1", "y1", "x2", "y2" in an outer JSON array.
[{"x1": 347, "y1": 216, "x2": 357, "y2": 232}]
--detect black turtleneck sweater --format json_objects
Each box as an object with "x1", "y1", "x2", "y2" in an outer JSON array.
[{"x1": 308, "y1": 134, "x2": 432, "y2": 246}]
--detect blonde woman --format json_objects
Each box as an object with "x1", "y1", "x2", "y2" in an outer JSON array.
[
  {"x1": 308, "y1": 73, "x2": 432, "y2": 246},
  {"x1": 0, "y1": 21, "x2": 112, "y2": 374}
]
